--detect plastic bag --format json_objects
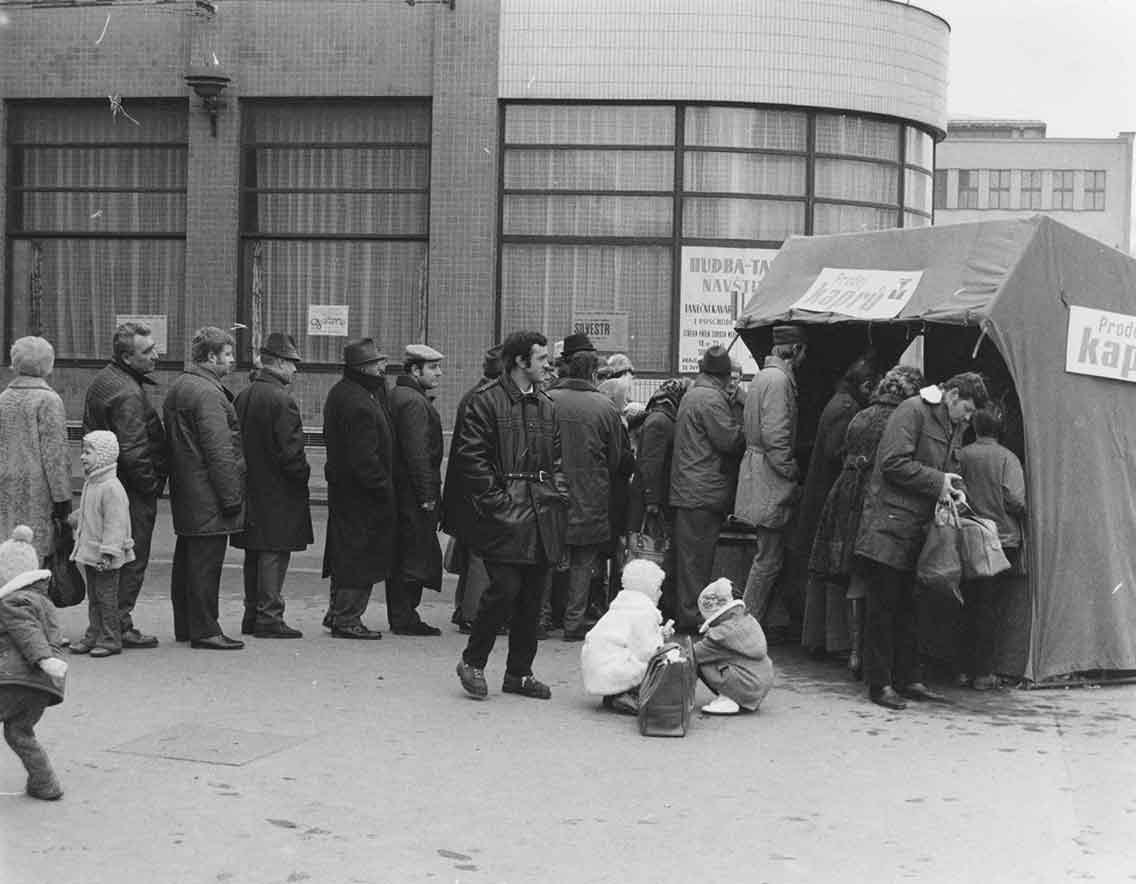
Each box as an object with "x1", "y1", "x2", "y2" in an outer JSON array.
[{"x1": 916, "y1": 500, "x2": 963, "y2": 604}]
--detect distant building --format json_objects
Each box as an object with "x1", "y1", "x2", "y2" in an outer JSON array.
[{"x1": 934, "y1": 119, "x2": 1135, "y2": 254}]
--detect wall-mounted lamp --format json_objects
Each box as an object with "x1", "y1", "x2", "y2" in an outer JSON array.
[{"x1": 185, "y1": 69, "x2": 231, "y2": 137}]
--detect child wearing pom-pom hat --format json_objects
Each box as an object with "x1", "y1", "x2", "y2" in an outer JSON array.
[
  {"x1": 693, "y1": 578, "x2": 774, "y2": 715},
  {"x1": 0, "y1": 525, "x2": 68, "y2": 800}
]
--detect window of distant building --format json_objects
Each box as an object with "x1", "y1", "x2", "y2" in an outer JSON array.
[
  {"x1": 1020, "y1": 170, "x2": 1042, "y2": 210},
  {"x1": 957, "y1": 170, "x2": 979, "y2": 209},
  {"x1": 1051, "y1": 170, "x2": 1074, "y2": 210},
  {"x1": 933, "y1": 169, "x2": 947, "y2": 209},
  {"x1": 1084, "y1": 170, "x2": 1106, "y2": 210},
  {"x1": 988, "y1": 169, "x2": 1011, "y2": 209}
]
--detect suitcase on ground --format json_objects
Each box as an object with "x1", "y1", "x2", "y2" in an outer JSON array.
[{"x1": 637, "y1": 640, "x2": 696, "y2": 737}]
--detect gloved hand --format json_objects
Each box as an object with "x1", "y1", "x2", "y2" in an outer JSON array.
[{"x1": 39, "y1": 657, "x2": 68, "y2": 680}]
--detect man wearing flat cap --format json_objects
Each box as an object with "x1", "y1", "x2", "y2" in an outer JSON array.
[
  {"x1": 735, "y1": 325, "x2": 807, "y2": 631},
  {"x1": 320, "y1": 338, "x2": 395, "y2": 640},
  {"x1": 232, "y1": 333, "x2": 312, "y2": 639},
  {"x1": 386, "y1": 344, "x2": 446, "y2": 636}
]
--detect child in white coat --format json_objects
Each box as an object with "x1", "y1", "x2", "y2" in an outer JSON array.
[{"x1": 581, "y1": 558, "x2": 672, "y2": 714}]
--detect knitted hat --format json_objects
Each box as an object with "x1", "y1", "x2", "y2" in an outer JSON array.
[
  {"x1": 82, "y1": 430, "x2": 120, "y2": 471},
  {"x1": 697, "y1": 578, "x2": 745, "y2": 633},
  {"x1": 10, "y1": 336, "x2": 55, "y2": 378},
  {"x1": 0, "y1": 526, "x2": 51, "y2": 600},
  {"x1": 699, "y1": 345, "x2": 732, "y2": 376},
  {"x1": 620, "y1": 558, "x2": 666, "y2": 602}
]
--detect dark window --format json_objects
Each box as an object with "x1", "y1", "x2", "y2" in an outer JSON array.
[
  {"x1": 933, "y1": 169, "x2": 948, "y2": 209},
  {"x1": 957, "y1": 170, "x2": 979, "y2": 209}
]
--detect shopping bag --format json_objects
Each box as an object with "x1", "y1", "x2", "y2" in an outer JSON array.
[
  {"x1": 916, "y1": 500, "x2": 963, "y2": 604},
  {"x1": 48, "y1": 520, "x2": 85, "y2": 608},
  {"x1": 957, "y1": 504, "x2": 1011, "y2": 580},
  {"x1": 621, "y1": 513, "x2": 670, "y2": 573},
  {"x1": 637, "y1": 640, "x2": 695, "y2": 737},
  {"x1": 442, "y1": 535, "x2": 466, "y2": 576}
]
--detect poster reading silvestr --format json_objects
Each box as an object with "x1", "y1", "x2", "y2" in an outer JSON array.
[{"x1": 679, "y1": 246, "x2": 779, "y2": 375}]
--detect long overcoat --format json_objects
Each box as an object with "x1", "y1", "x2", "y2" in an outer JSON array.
[
  {"x1": 164, "y1": 365, "x2": 246, "y2": 536},
  {"x1": 669, "y1": 375, "x2": 745, "y2": 513},
  {"x1": 440, "y1": 376, "x2": 492, "y2": 543},
  {"x1": 626, "y1": 401, "x2": 678, "y2": 529},
  {"x1": 854, "y1": 393, "x2": 966, "y2": 571},
  {"x1": 735, "y1": 356, "x2": 800, "y2": 529},
  {"x1": 321, "y1": 371, "x2": 397, "y2": 586},
  {"x1": 389, "y1": 374, "x2": 444, "y2": 589},
  {"x1": 82, "y1": 361, "x2": 167, "y2": 499},
  {"x1": 0, "y1": 377, "x2": 75, "y2": 558},
  {"x1": 231, "y1": 370, "x2": 313, "y2": 552}
]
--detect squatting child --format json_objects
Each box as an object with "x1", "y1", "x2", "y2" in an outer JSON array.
[
  {"x1": 0, "y1": 526, "x2": 68, "y2": 800},
  {"x1": 69, "y1": 430, "x2": 135, "y2": 658},
  {"x1": 693, "y1": 578, "x2": 775, "y2": 715}
]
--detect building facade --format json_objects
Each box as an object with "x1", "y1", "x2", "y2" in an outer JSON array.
[{"x1": 1, "y1": 0, "x2": 950, "y2": 428}]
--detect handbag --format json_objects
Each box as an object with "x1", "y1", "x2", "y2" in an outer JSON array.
[
  {"x1": 956, "y1": 503, "x2": 1012, "y2": 580},
  {"x1": 48, "y1": 520, "x2": 86, "y2": 608},
  {"x1": 621, "y1": 512, "x2": 670, "y2": 572},
  {"x1": 915, "y1": 500, "x2": 963, "y2": 604},
  {"x1": 637, "y1": 640, "x2": 696, "y2": 738}
]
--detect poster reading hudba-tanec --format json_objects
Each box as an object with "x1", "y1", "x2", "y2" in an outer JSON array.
[{"x1": 679, "y1": 246, "x2": 778, "y2": 375}]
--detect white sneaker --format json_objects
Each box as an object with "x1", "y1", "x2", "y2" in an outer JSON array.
[{"x1": 701, "y1": 696, "x2": 741, "y2": 715}]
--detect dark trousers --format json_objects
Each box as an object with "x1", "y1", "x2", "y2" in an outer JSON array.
[
  {"x1": 328, "y1": 579, "x2": 374, "y2": 629},
  {"x1": 863, "y1": 559, "x2": 921, "y2": 690},
  {"x1": 463, "y1": 560, "x2": 549, "y2": 675},
  {"x1": 385, "y1": 574, "x2": 425, "y2": 629},
  {"x1": 562, "y1": 544, "x2": 602, "y2": 636},
  {"x1": 0, "y1": 685, "x2": 57, "y2": 791},
  {"x1": 82, "y1": 565, "x2": 122, "y2": 651},
  {"x1": 242, "y1": 550, "x2": 292, "y2": 629},
  {"x1": 742, "y1": 526, "x2": 787, "y2": 623},
  {"x1": 956, "y1": 549, "x2": 1016, "y2": 677},
  {"x1": 118, "y1": 491, "x2": 157, "y2": 633},
  {"x1": 673, "y1": 507, "x2": 724, "y2": 631},
  {"x1": 171, "y1": 534, "x2": 228, "y2": 641}
]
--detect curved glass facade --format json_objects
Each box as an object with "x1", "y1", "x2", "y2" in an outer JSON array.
[{"x1": 499, "y1": 102, "x2": 935, "y2": 372}]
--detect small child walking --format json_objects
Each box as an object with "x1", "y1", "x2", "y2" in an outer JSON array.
[
  {"x1": 0, "y1": 526, "x2": 68, "y2": 800},
  {"x1": 693, "y1": 578, "x2": 774, "y2": 715},
  {"x1": 69, "y1": 430, "x2": 135, "y2": 658}
]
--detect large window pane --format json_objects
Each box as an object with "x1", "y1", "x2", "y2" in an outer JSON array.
[
  {"x1": 500, "y1": 244, "x2": 671, "y2": 371},
  {"x1": 254, "y1": 146, "x2": 429, "y2": 190},
  {"x1": 9, "y1": 99, "x2": 187, "y2": 143},
  {"x1": 684, "y1": 152, "x2": 806, "y2": 196},
  {"x1": 504, "y1": 149, "x2": 672, "y2": 191},
  {"x1": 503, "y1": 194, "x2": 671, "y2": 237},
  {"x1": 684, "y1": 107, "x2": 807, "y2": 151},
  {"x1": 22, "y1": 146, "x2": 187, "y2": 189},
  {"x1": 245, "y1": 100, "x2": 430, "y2": 143},
  {"x1": 814, "y1": 158, "x2": 898, "y2": 204},
  {"x1": 20, "y1": 192, "x2": 187, "y2": 233},
  {"x1": 816, "y1": 114, "x2": 899, "y2": 161},
  {"x1": 683, "y1": 197, "x2": 804, "y2": 240},
  {"x1": 505, "y1": 105, "x2": 674, "y2": 145},
  {"x1": 904, "y1": 168, "x2": 933, "y2": 213},
  {"x1": 254, "y1": 193, "x2": 428, "y2": 236},
  {"x1": 905, "y1": 127, "x2": 933, "y2": 169},
  {"x1": 813, "y1": 203, "x2": 898, "y2": 235}
]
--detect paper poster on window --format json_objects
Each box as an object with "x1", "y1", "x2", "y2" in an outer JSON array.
[
  {"x1": 116, "y1": 314, "x2": 168, "y2": 355},
  {"x1": 790, "y1": 268, "x2": 924, "y2": 320},
  {"x1": 572, "y1": 312, "x2": 629, "y2": 352},
  {"x1": 307, "y1": 305, "x2": 349, "y2": 337},
  {"x1": 1066, "y1": 305, "x2": 1136, "y2": 383},
  {"x1": 679, "y1": 247, "x2": 779, "y2": 375}
]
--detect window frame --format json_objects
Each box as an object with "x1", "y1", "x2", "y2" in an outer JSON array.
[
  {"x1": 1084, "y1": 169, "x2": 1106, "y2": 211},
  {"x1": 988, "y1": 169, "x2": 1011, "y2": 209},
  {"x1": 1051, "y1": 170, "x2": 1075, "y2": 210},
  {"x1": 957, "y1": 169, "x2": 979, "y2": 209}
]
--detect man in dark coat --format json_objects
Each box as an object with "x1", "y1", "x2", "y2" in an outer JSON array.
[
  {"x1": 232, "y1": 333, "x2": 312, "y2": 639},
  {"x1": 545, "y1": 334, "x2": 634, "y2": 642},
  {"x1": 386, "y1": 344, "x2": 446, "y2": 636},
  {"x1": 854, "y1": 371, "x2": 988, "y2": 710},
  {"x1": 321, "y1": 339, "x2": 395, "y2": 640},
  {"x1": 453, "y1": 330, "x2": 569, "y2": 701},
  {"x1": 669, "y1": 345, "x2": 746, "y2": 633},
  {"x1": 164, "y1": 326, "x2": 246, "y2": 650},
  {"x1": 81, "y1": 320, "x2": 167, "y2": 649}
]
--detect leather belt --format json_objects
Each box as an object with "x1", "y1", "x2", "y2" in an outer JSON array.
[{"x1": 503, "y1": 471, "x2": 551, "y2": 483}]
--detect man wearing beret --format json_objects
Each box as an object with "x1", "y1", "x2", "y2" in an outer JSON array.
[
  {"x1": 386, "y1": 344, "x2": 446, "y2": 636},
  {"x1": 735, "y1": 325, "x2": 808, "y2": 629},
  {"x1": 232, "y1": 333, "x2": 312, "y2": 639}
]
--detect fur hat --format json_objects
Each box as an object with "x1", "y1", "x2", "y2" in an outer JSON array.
[
  {"x1": 10, "y1": 336, "x2": 55, "y2": 378},
  {"x1": 620, "y1": 558, "x2": 666, "y2": 601},
  {"x1": 699, "y1": 345, "x2": 732, "y2": 376},
  {"x1": 698, "y1": 578, "x2": 745, "y2": 633},
  {"x1": 82, "y1": 429, "x2": 120, "y2": 471},
  {"x1": 0, "y1": 526, "x2": 51, "y2": 600}
]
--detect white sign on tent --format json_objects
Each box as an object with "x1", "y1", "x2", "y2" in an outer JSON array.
[
  {"x1": 1065, "y1": 305, "x2": 1136, "y2": 383},
  {"x1": 791, "y1": 267, "x2": 923, "y2": 320}
]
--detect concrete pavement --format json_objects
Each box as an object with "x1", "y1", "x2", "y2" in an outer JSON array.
[{"x1": 2, "y1": 504, "x2": 1135, "y2": 883}]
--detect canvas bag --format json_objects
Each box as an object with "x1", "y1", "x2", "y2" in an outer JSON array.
[
  {"x1": 957, "y1": 504, "x2": 1012, "y2": 580},
  {"x1": 637, "y1": 640, "x2": 696, "y2": 737},
  {"x1": 916, "y1": 500, "x2": 963, "y2": 604}
]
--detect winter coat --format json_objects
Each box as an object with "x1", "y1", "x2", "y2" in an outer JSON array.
[
  {"x1": 0, "y1": 583, "x2": 65, "y2": 705},
  {"x1": 82, "y1": 361, "x2": 167, "y2": 499},
  {"x1": 451, "y1": 373, "x2": 569, "y2": 565},
  {"x1": 441, "y1": 376, "x2": 494, "y2": 542},
  {"x1": 231, "y1": 370, "x2": 313, "y2": 552},
  {"x1": 164, "y1": 365, "x2": 246, "y2": 537},
  {"x1": 626, "y1": 403, "x2": 678, "y2": 530},
  {"x1": 321, "y1": 371, "x2": 397, "y2": 586},
  {"x1": 809, "y1": 400, "x2": 900, "y2": 579},
  {"x1": 958, "y1": 438, "x2": 1026, "y2": 548},
  {"x1": 669, "y1": 375, "x2": 745, "y2": 513},
  {"x1": 546, "y1": 378, "x2": 634, "y2": 547},
  {"x1": 0, "y1": 377, "x2": 73, "y2": 559},
  {"x1": 735, "y1": 356, "x2": 800, "y2": 530},
  {"x1": 693, "y1": 605, "x2": 774, "y2": 711},
  {"x1": 580, "y1": 589, "x2": 666, "y2": 696},
  {"x1": 791, "y1": 387, "x2": 863, "y2": 554},
  {"x1": 389, "y1": 374, "x2": 444, "y2": 588},
  {"x1": 71, "y1": 464, "x2": 135, "y2": 569},
  {"x1": 854, "y1": 393, "x2": 966, "y2": 571}
]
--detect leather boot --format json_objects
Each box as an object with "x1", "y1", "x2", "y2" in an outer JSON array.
[{"x1": 846, "y1": 598, "x2": 864, "y2": 681}]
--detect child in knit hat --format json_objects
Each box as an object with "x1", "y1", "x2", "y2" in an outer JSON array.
[
  {"x1": 693, "y1": 578, "x2": 774, "y2": 715},
  {"x1": 69, "y1": 430, "x2": 135, "y2": 658},
  {"x1": 0, "y1": 525, "x2": 68, "y2": 799}
]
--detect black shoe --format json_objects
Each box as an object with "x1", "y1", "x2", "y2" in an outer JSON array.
[
  {"x1": 899, "y1": 682, "x2": 947, "y2": 702},
  {"x1": 502, "y1": 673, "x2": 551, "y2": 700},
  {"x1": 254, "y1": 622, "x2": 303, "y2": 639},
  {"x1": 456, "y1": 660, "x2": 488, "y2": 699},
  {"x1": 869, "y1": 685, "x2": 907, "y2": 710},
  {"x1": 331, "y1": 624, "x2": 382, "y2": 640},
  {"x1": 391, "y1": 621, "x2": 442, "y2": 637},
  {"x1": 121, "y1": 629, "x2": 159, "y2": 649},
  {"x1": 241, "y1": 619, "x2": 256, "y2": 636},
  {"x1": 190, "y1": 634, "x2": 245, "y2": 651}
]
